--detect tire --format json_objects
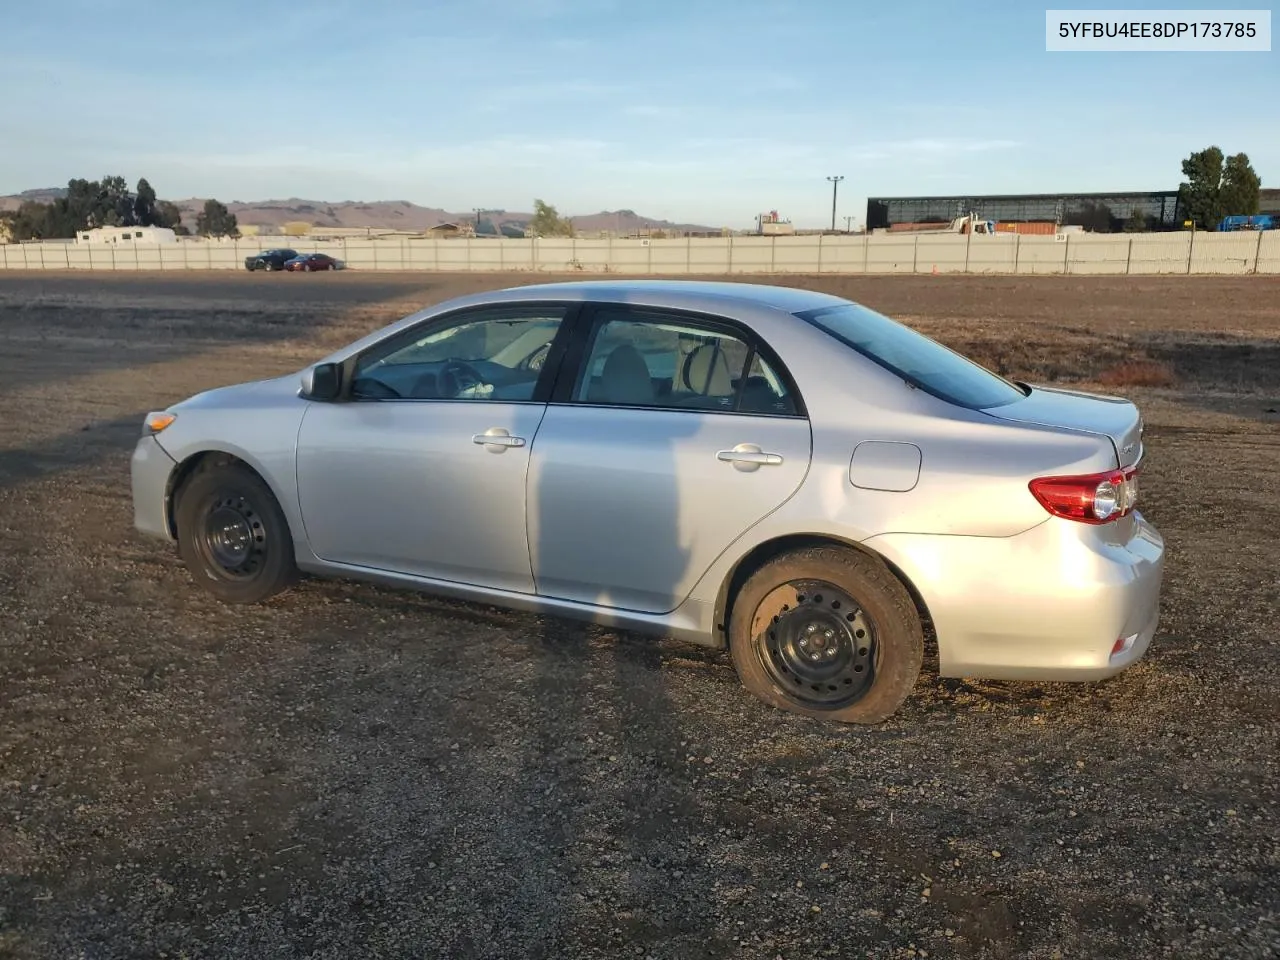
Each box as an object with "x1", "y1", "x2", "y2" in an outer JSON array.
[
  {"x1": 728, "y1": 546, "x2": 923, "y2": 724},
  {"x1": 175, "y1": 460, "x2": 297, "y2": 604}
]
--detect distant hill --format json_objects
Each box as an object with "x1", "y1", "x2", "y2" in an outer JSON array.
[
  {"x1": 0, "y1": 187, "x2": 68, "y2": 210},
  {"x1": 1, "y1": 189, "x2": 719, "y2": 235}
]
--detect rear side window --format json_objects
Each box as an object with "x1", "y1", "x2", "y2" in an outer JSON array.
[
  {"x1": 571, "y1": 308, "x2": 798, "y2": 416},
  {"x1": 795, "y1": 302, "x2": 1027, "y2": 410}
]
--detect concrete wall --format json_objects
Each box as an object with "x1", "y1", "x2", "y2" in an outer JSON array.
[{"x1": 2, "y1": 231, "x2": 1278, "y2": 275}]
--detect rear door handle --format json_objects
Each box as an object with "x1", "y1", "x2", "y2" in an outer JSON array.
[
  {"x1": 473, "y1": 428, "x2": 526, "y2": 452},
  {"x1": 717, "y1": 443, "x2": 783, "y2": 471}
]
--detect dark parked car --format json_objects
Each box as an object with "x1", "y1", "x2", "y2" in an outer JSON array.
[
  {"x1": 244, "y1": 248, "x2": 299, "y2": 272},
  {"x1": 284, "y1": 253, "x2": 344, "y2": 272}
]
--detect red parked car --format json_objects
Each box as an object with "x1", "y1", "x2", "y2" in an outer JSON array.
[{"x1": 283, "y1": 253, "x2": 345, "y2": 272}]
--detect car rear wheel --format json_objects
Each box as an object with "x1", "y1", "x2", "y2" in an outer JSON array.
[
  {"x1": 175, "y1": 460, "x2": 297, "y2": 604},
  {"x1": 728, "y1": 545, "x2": 923, "y2": 723}
]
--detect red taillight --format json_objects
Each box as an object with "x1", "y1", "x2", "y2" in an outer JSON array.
[{"x1": 1029, "y1": 465, "x2": 1140, "y2": 524}]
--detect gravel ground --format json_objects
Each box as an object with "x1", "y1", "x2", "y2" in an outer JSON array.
[{"x1": 1, "y1": 272, "x2": 1277, "y2": 960}]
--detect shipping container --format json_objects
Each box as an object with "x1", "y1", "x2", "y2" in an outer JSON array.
[{"x1": 994, "y1": 221, "x2": 1058, "y2": 235}]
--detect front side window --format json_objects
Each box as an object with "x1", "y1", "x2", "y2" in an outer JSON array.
[
  {"x1": 572, "y1": 309, "x2": 798, "y2": 415},
  {"x1": 351, "y1": 306, "x2": 568, "y2": 402},
  {"x1": 796, "y1": 302, "x2": 1027, "y2": 410}
]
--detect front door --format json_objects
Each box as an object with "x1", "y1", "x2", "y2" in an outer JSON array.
[
  {"x1": 295, "y1": 303, "x2": 572, "y2": 592},
  {"x1": 527, "y1": 304, "x2": 812, "y2": 614}
]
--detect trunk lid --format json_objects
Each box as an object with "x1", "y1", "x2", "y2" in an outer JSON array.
[{"x1": 986, "y1": 384, "x2": 1144, "y2": 468}]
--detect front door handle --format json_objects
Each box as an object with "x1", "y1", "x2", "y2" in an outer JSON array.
[
  {"x1": 717, "y1": 443, "x2": 783, "y2": 472},
  {"x1": 473, "y1": 427, "x2": 526, "y2": 452}
]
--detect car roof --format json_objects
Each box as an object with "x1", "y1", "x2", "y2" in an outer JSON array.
[{"x1": 484, "y1": 279, "x2": 851, "y2": 314}]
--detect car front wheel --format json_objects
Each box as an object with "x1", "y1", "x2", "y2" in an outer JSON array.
[
  {"x1": 728, "y1": 545, "x2": 923, "y2": 723},
  {"x1": 175, "y1": 459, "x2": 297, "y2": 604}
]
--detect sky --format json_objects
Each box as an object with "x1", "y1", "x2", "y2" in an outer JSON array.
[{"x1": 2, "y1": 0, "x2": 1276, "y2": 229}]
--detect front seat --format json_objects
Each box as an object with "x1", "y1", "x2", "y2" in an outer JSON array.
[
  {"x1": 682, "y1": 342, "x2": 733, "y2": 397},
  {"x1": 599, "y1": 344, "x2": 655, "y2": 405}
]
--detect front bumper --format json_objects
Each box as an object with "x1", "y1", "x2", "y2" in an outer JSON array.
[
  {"x1": 866, "y1": 513, "x2": 1165, "y2": 682},
  {"x1": 131, "y1": 436, "x2": 177, "y2": 540}
]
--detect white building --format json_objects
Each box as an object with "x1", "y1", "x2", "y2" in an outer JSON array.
[{"x1": 76, "y1": 226, "x2": 178, "y2": 245}]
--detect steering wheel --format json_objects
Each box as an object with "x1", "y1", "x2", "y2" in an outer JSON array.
[
  {"x1": 437, "y1": 358, "x2": 486, "y2": 398},
  {"x1": 520, "y1": 342, "x2": 550, "y2": 373}
]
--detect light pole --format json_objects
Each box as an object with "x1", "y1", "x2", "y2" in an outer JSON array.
[{"x1": 826, "y1": 175, "x2": 844, "y2": 232}]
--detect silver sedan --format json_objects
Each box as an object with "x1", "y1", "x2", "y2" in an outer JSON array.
[{"x1": 130, "y1": 280, "x2": 1165, "y2": 723}]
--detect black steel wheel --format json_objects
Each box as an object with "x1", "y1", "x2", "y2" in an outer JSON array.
[
  {"x1": 175, "y1": 460, "x2": 297, "y2": 604},
  {"x1": 197, "y1": 492, "x2": 268, "y2": 579},
  {"x1": 754, "y1": 579, "x2": 878, "y2": 709},
  {"x1": 728, "y1": 546, "x2": 923, "y2": 724}
]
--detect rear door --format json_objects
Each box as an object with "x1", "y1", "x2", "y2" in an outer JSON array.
[{"x1": 526, "y1": 303, "x2": 812, "y2": 614}]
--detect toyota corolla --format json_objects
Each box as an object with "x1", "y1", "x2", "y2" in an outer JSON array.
[{"x1": 130, "y1": 280, "x2": 1165, "y2": 723}]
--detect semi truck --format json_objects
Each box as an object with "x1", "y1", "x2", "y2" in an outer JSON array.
[
  {"x1": 880, "y1": 214, "x2": 998, "y2": 235},
  {"x1": 879, "y1": 214, "x2": 1065, "y2": 236}
]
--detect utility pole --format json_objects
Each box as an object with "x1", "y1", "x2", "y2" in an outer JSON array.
[
  {"x1": 844, "y1": 215, "x2": 854, "y2": 233},
  {"x1": 826, "y1": 175, "x2": 844, "y2": 232}
]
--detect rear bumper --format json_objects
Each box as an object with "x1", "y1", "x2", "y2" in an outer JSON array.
[
  {"x1": 866, "y1": 513, "x2": 1165, "y2": 681},
  {"x1": 131, "y1": 436, "x2": 177, "y2": 540}
]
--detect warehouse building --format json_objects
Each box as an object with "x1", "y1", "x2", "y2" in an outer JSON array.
[{"x1": 867, "y1": 191, "x2": 1185, "y2": 233}]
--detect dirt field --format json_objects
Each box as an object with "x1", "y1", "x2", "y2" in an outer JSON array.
[{"x1": 1, "y1": 271, "x2": 1277, "y2": 960}]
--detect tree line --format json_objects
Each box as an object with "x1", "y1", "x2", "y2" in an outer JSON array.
[{"x1": 0, "y1": 176, "x2": 240, "y2": 240}]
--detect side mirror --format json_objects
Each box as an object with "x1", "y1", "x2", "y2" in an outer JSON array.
[{"x1": 300, "y1": 362, "x2": 342, "y2": 401}]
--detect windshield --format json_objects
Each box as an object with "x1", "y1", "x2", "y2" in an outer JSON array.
[{"x1": 795, "y1": 302, "x2": 1027, "y2": 410}]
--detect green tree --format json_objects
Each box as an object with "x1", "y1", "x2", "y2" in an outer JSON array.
[
  {"x1": 528, "y1": 199, "x2": 574, "y2": 238},
  {"x1": 55, "y1": 175, "x2": 133, "y2": 230},
  {"x1": 134, "y1": 178, "x2": 157, "y2": 226},
  {"x1": 94, "y1": 175, "x2": 133, "y2": 226},
  {"x1": 1179, "y1": 146, "x2": 1262, "y2": 229},
  {"x1": 61, "y1": 178, "x2": 98, "y2": 230},
  {"x1": 9, "y1": 201, "x2": 55, "y2": 240},
  {"x1": 196, "y1": 199, "x2": 239, "y2": 238},
  {"x1": 1123, "y1": 206, "x2": 1148, "y2": 232},
  {"x1": 155, "y1": 200, "x2": 184, "y2": 231},
  {"x1": 1220, "y1": 152, "x2": 1261, "y2": 218}
]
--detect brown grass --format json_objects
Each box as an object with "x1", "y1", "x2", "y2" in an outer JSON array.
[{"x1": 1096, "y1": 358, "x2": 1177, "y2": 388}]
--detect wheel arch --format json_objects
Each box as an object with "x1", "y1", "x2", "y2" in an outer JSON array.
[
  {"x1": 713, "y1": 533, "x2": 936, "y2": 651},
  {"x1": 164, "y1": 449, "x2": 289, "y2": 540}
]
